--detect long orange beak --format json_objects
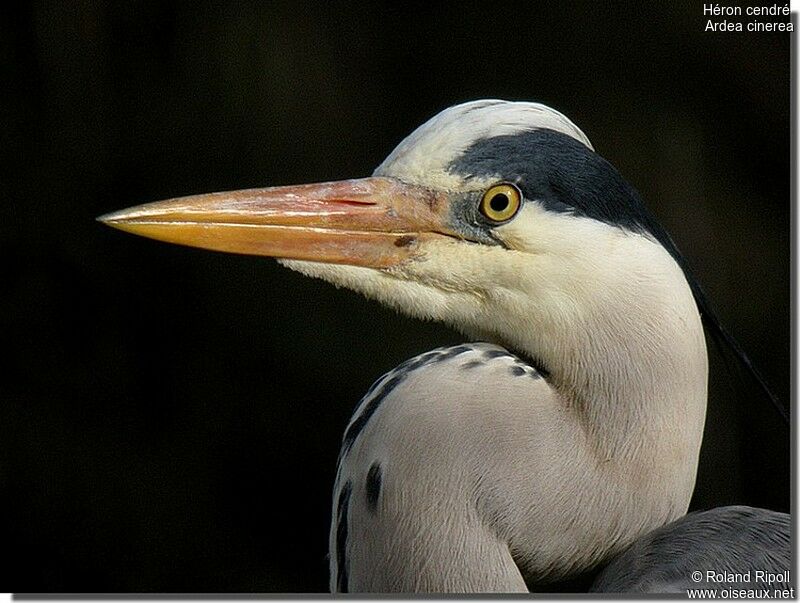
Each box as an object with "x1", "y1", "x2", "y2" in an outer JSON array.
[{"x1": 98, "y1": 177, "x2": 454, "y2": 268}]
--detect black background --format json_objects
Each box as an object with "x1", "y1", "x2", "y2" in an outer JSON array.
[{"x1": 3, "y1": 1, "x2": 791, "y2": 593}]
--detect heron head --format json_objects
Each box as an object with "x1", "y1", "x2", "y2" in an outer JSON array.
[{"x1": 99, "y1": 100, "x2": 693, "y2": 362}]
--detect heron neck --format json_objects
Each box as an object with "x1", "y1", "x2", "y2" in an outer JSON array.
[{"x1": 486, "y1": 238, "x2": 709, "y2": 463}]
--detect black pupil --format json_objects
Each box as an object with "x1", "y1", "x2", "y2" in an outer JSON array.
[{"x1": 489, "y1": 193, "x2": 510, "y2": 213}]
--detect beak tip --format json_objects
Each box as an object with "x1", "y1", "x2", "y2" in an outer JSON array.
[{"x1": 97, "y1": 208, "x2": 133, "y2": 227}]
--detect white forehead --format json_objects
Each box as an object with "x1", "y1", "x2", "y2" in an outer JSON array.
[{"x1": 374, "y1": 100, "x2": 593, "y2": 189}]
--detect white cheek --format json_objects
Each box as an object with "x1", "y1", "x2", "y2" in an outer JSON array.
[
  {"x1": 494, "y1": 203, "x2": 626, "y2": 257},
  {"x1": 491, "y1": 204, "x2": 551, "y2": 253}
]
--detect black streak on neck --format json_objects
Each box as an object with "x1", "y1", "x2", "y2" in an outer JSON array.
[
  {"x1": 365, "y1": 463, "x2": 382, "y2": 513},
  {"x1": 336, "y1": 481, "x2": 353, "y2": 593}
]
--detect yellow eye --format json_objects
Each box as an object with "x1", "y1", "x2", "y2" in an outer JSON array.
[{"x1": 479, "y1": 183, "x2": 522, "y2": 223}]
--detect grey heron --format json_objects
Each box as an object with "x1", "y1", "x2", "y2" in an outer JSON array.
[{"x1": 99, "y1": 100, "x2": 789, "y2": 593}]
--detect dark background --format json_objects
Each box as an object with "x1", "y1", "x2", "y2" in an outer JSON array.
[{"x1": 2, "y1": 1, "x2": 791, "y2": 593}]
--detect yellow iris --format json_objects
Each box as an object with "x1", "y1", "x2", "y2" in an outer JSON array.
[{"x1": 479, "y1": 183, "x2": 522, "y2": 223}]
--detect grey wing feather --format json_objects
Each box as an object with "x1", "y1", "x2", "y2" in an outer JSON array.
[{"x1": 590, "y1": 506, "x2": 791, "y2": 593}]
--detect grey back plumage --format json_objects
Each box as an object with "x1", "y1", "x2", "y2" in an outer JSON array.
[{"x1": 591, "y1": 506, "x2": 791, "y2": 594}]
